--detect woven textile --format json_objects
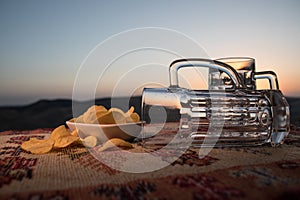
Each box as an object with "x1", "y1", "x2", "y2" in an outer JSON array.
[{"x1": 1, "y1": 125, "x2": 300, "y2": 200}]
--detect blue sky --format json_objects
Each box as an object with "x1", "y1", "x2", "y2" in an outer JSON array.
[{"x1": 0, "y1": 0, "x2": 300, "y2": 105}]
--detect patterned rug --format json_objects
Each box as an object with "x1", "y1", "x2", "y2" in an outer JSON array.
[{"x1": 1, "y1": 125, "x2": 300, "y2": 200}]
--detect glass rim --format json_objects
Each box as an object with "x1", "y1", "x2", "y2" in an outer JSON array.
[{"x1": 215, "y1": 57, "x2": 255, "y2": 64}]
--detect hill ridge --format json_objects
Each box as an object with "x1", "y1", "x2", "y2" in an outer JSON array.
[{"x1": 0, "y1": 96, "x2": 298, "y2": 131}]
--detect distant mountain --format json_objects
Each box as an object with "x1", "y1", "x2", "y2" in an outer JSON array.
[
  {"x1": 0, "y1": 97, "x2": 141, "y2": 131},
  {"x1": 0, "y1": 96, "x2": 299, "y2": 131}
]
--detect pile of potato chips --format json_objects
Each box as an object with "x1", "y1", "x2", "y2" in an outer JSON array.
[
  {"x1": 72, "y1": 105, "x2": 140, "y2": 124},
  {"x1": 21, "y1": 125, "x2": 79, "y2": 154},
  {"x1": 21, "y1": 105, "x2": 139, "y2": 154}
]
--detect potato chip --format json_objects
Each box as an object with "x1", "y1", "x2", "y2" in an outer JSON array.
[
  {"x1": 70, "y1": 129, "x2": 78, "y2": 137},
  {"x1": 130, "y1": 112, "x2": 140, "y2": 122},
  {"x1": 126, "y1": 106, "x2": 134, "y2": 115},
  {"x1": 83, "y1": 105, "x2": 107, "y2": 124},
  {"x1": 126, "y1": 112, "x2": 140, "y2": 123},
  {"x1": 74, "y1": 115, "x2": 84, "y2": 123},
  {"x1": 94, "y1": 110, "x2": 108, "y2": 124},
  {"x1": 98, "y1": 108, "x2": 127, "y2": 124},
  {"x1": 49, "y1": 125, "x2": 80, "y2": 148},
  {"x1": 81, "y1": 135, "x2": 98, "y2": 147},
  {"x1": 98, "y1": 138, "x2": 133, "y2": 152},
  {"x1": 54, "y1": 135, "x2": 79, "y2": 148},
  {"x1": 21, "y1": 138, "x2": 54, "y2": 154},
  {"x1": 50, "y1": 125, "x2": 70, "y2": 141}
]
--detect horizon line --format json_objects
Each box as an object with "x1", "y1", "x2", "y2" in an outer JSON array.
[{"x1": 1, "y1": 94, "x2": 300, "y2": 107}]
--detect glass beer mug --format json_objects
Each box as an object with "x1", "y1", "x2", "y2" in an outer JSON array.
[{"x1": 141, "y1": 58, "x2": 290, "y2": 147}]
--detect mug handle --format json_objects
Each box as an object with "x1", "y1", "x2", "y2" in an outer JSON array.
[
  {"x1": 254, "y1": 71, "x2": 279, "y2": 90},
  {"x1": 168, "y1": 58, "x2": 243, "y2": 89}
]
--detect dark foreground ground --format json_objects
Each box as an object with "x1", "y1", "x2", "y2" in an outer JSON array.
[{"x1": 0, "y1": 96, "x2": 299, "y2": 131}]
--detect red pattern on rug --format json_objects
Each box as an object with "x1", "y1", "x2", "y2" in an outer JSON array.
[{"x1": 0, "y1": 127, "x2": 300, "y2": 200}]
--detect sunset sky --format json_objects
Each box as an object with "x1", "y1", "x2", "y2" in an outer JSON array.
[{"x1": 1, "y1": 0, "x2": 300, "y2": 105}]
